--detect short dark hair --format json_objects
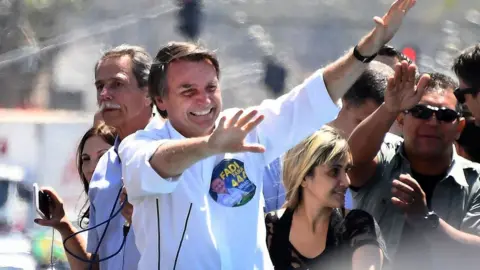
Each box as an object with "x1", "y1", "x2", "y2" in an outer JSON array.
[
  {"x1": 343, "y1": 61, "x2": 394, "y2": 106},
  {"x1": 457, "y1": 118, "x2": 480, "y2": 163},
  {"x1": 452, "y1": 44, "x2": 480, "y2": 88},
  {"x1": 149, "y1": 42, "x2": 220, "y2": 118},
  {"x1": 378, "y1": 45, "x2": 413, "y2": 64},
  {"x1": 95, "y1": 44, "x2": 152, "y2": 88},
  {"x1": 419, "y1": 72, "x2": 462, "y2": 112}
]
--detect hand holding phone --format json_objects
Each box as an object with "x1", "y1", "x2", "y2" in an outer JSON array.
[
  {"x1": 33, "y1": 183, "x2": 52, "y2": 220},
  {"x1": 33, "y1": 186, "x2": 69, "y2": 231}
]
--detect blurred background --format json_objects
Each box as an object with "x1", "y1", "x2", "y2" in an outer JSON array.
[{"x1": 0, "y1": 0, "x2": 479, "y2": 268}]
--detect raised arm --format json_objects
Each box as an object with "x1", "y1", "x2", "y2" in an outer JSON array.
[
  {"x1": 119, "y1": 110, "x2": 266, "y2": 199},
  {"x1": 149, "y1": 110, "x2": 265, "y2": 178},
  {"x1": 323, "y1": 0, "x2": 417, "y2": 102},
  {"x1": 251, "y1": 0, "x2": 421, "y2": 165},
  {"x1": 121, "y1": 0, "x2": 420, "y2": 197},
  {"x1": 348, "y1": 62, "x2": 430, "y2": 188}
]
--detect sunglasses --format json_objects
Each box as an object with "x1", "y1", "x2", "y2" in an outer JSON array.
[
  {"x1": 404, "y1": 104, "x2": 460, "y2": 123},
  {"x1": 454, "y1": 87, "x2": 480, "y2": 104}
]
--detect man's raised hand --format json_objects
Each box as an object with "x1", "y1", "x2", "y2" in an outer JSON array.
[
  {"x1": 362, "y1": 0, "x2": 417, "y2": 55},
  {"x1": 207, "y1": 109, "x2": 265, "y2": 154},
  {"x1": 384, "y1": 61, "x2": 431, "y2": 113}
]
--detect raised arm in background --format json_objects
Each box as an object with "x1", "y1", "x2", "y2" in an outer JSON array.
[{"x1": 347, "y1": 61, "x2": 430, "y2": 188}]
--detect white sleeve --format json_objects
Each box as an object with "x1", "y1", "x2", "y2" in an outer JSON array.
[
  {"x1": 255, "y1": 69, "x2": 340, "y2": 164},
  {"x1": 119, "y1": 132, "x2": 182, "y2": 199}
]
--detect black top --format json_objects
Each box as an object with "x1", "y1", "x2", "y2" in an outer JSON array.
[
  {"x1": 265, "y1": 208, "x2": 387, "y2": 270},
  {"x1": 411, "y1": 169, "x2": 445, "y2": 208}
]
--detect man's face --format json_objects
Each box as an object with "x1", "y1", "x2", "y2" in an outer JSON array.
[
  {"x1": 156, "y1": 59, "x2": 222, "y2": 138},
  {"x1": 458, "y1": 78, "x2": 480, "y2": 126},
  {"x1": 342, "y1": 99, "x2": 380, "y2": 136},
  {"x1": 95, "y1": 55, "x2": 149, "y2": 129},
  {"x1": 400, "y1": 90, "x2": 465, "y2": 159},
  {"x1": 211, "y1": 178, "x2": 226, "y2": 194}
]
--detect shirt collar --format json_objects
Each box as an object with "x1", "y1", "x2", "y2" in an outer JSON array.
[
  {"x1": 396, "y1": 143, "x2": 469, "y2": 187},
  {"x1": 145, "y1": 116, "x2": 166, "y2": 131},
  {"x1": 113, "y1": 117, "x2": 165, "y2": 157},
  {"x1": 165, "y1": 120, "x2": 186, "y2": 139}
]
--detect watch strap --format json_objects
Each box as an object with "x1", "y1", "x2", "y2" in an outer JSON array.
[
  {"x1": 424, "y1": 211, "x2": 440, "y2": 229},
  {"x1": 353, "y1": 45, "x2": 377, "y2": 63}
]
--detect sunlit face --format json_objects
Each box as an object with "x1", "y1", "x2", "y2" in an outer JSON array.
[
  {"x1": 302, "y1": 158, "x2": 352, "y2": 209},
  {"x1": 155, "y1": 59, "x2": 222, "y2": 138},
  {"x1": 211, "y1": 178, "x2": 227, "y2": 194},
  {"x1": 81, "y1": 136, "x2": 111, "y2": 181},
  {"x1": 400, "y1": 90, "x2": 465, "y2": 159},
  {"x1": 95, "y1": 55, "x2": 149, "y2": 129},
  {"x1": 341, "y1": 99, "x2": 380, "y2": 136}
]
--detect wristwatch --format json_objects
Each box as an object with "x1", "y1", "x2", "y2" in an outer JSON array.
[
  {"x1": 353, "y1": 45, "x2": 377, "y2": 63},
  {"x1": 423, "y1": 211, "x2": 440, "y2": 229}
]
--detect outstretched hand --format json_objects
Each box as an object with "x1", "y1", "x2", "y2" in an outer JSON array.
[
  {"x1": 208, "y1": 109, "x2": 265, "y2": 154},
  {"x1": 384, "y1": 61, "x2": 431, "y2": 113},
  {"x1": 362, "y1": 0, "x2": 417, "y2": 55}
]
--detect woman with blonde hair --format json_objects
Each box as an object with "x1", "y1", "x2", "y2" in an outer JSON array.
[{"x1": 265, "y1": 126, "x2": 387, "y2": 269}]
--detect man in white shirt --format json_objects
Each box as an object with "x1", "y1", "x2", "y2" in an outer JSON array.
[{"x1": 119, "y1": 1, "x2": 416, "y2": 269}]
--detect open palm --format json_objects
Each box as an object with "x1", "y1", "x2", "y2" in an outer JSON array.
[
  {"x1": 370, "y1": 0, "x2": 417, "y2": 52},
  {"x1": 208, "y1": 109, "x2": 265, "y2": 154},
  {"x1": 385, "y1": 61, "x2": 431, "y2": 113}
]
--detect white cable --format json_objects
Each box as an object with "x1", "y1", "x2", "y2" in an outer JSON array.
[{"x1": 50, "y1": 227, "x2": 55, "y2": 269}]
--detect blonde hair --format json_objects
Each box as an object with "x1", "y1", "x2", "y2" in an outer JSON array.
[{"x1": 282, "y1": 126, "x2": 351, "y2": 210}]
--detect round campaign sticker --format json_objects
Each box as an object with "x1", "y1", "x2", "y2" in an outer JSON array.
[{"x1": 209, "y1": 159, "x2": 256, "y2": 207}]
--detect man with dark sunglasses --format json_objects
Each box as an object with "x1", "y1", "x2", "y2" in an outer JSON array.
[
  {"x1": 453, "y1": 44, "x2": 480, "y2": 126},
  {"x1": 404, "y1": 103, "x2": 460, "y2": 123},
  {"x1": 348, "y1": 61, "x2": 480, "y2": 270}
]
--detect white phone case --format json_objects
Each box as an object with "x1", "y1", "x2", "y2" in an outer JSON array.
[{"x1": 32, "y1": 183, "x2": 47, "y2": 219}]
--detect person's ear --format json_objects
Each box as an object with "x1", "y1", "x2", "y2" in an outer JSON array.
[{"x1": 455, "y1": 117, "x2": 466, "y2": 140}]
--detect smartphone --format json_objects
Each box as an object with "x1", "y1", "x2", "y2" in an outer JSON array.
[{"x1": 32, "y1": 183, "x2": 51, "y2": 220}]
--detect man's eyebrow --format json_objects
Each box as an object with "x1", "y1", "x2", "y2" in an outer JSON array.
[{"x1": 180, "y1": 83, "x2": 194, "y2": 89}]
